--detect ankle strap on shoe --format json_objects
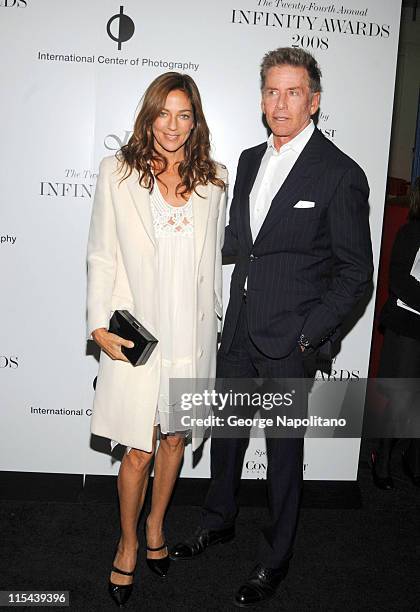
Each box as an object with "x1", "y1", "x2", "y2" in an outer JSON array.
[
  {"x1": 146, "y1": 542, "x2": 167, "y2": 552},
  {"x1": 111, "y1": 565, "x2": 135, "y2": 576}
]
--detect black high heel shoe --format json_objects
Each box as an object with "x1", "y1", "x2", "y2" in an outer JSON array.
[
  {"x1": 108, "y1": 566, "x2": 136, "y2": 608},
  {"x1": 108, "y1": 544, "x2": 137, "y2": 608},
  {"x1": 370, "y1": 449, "x2": 394, "y2": 490},
  {"x1": 144, "y1": 523, "x2": 170, "y2": 578}
]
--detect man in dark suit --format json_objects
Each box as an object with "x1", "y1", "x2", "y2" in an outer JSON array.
[{"x1": 171, "y1": 47, "x2": 373, "y2": 607}]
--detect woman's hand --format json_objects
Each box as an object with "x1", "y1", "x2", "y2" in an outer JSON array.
[{"x1": 92, "y1": 328, "x2": 134, "y2": 362}]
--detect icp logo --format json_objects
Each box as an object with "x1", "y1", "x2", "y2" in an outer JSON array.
[{"x1": 106, "y1": 6, "x2": 135, "y2": 50}]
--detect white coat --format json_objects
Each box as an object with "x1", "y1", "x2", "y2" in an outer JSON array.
[{"x1": 87, "y1": 155, "x2": 227, "y2": 452}]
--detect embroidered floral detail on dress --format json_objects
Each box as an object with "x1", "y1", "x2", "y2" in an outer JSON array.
[{"x1": 151, "y1": 184, "x2": 193, "y2": 237}]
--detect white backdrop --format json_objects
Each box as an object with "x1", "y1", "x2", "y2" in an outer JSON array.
[{"x1": 0, "y1": 0, "x2": 401, "y2": 479}]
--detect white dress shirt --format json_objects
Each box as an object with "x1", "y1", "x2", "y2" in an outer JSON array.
[
  {"x1": 249, "y1": 120, "x2": 315, "y2": 242},
  {"x1": 244, "y1": 120, "x2": 315, "y2": 291}
]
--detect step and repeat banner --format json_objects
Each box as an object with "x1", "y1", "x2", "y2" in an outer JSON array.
[{"x1": 1, "y1": 0, "x2": 401, "y2": 479}]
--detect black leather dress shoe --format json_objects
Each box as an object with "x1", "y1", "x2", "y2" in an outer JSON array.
[
  {"x1": 169, "y1": 525, "x2": 234, "y2": 560},
  {"x1": 234, "y1": 562, "x2": 288, "y2": 608},
  {"x1": 402, "y1": 453, "x2": 420, "y2": 488},
  {"x1": 370, "y1": 450, "x2": 394, "y2": 490}
]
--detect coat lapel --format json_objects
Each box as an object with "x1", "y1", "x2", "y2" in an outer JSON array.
[
  {"x1": 253, "y1": 129, "x2": 324, "y2": 247},
  {"x1": 192, "y1": 183, "x2": 211, "y2": 272},
  {"x1": 126, "y1": 171, "x2": 211, "y2": 267},
  {"x1": 241, "y1": 144, "x2": 267, "y2": 250},
  {"x1": 125, "y1": 173, "x2": 156, "y2": 247}
]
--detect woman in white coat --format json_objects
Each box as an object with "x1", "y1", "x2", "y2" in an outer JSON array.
[{"x1": 86, "y1": 72, "x2": 227, "y2": 606}]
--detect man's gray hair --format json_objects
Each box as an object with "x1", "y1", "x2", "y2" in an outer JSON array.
[{"x1": 260, "y1": 47, "x2": 322, "y2": 94}]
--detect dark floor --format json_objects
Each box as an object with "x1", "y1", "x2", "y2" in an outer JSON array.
[{"x1": 1, "y1": 440, "x2": 419, "y2": 612}]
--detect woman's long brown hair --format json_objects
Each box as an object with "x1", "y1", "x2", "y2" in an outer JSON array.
[{"x1": 118, "y1": 72, "x2": 225, "y2": 196}]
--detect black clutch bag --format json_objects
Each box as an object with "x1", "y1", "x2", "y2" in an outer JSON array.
[{"x1": 108, "y1": 310, "x2": 158, "y2": 366}]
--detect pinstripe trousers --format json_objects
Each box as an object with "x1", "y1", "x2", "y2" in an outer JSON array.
[{"x1": 202, "y1": 296, "x2": 305, "y2": 568}]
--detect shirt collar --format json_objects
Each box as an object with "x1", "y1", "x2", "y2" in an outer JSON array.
[{"x1": 267, "y1": 120, "x2": 315, "y2": 156}]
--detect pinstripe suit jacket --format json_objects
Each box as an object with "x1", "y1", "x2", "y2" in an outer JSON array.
[{"x1": 220, "y1": 127, "x2": 373, "y2": 359}]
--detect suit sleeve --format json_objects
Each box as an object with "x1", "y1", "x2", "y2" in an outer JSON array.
[
  {"x1": 301, "y1": 164, "x2": 374, "y2": 347},
  {"x1": 222, "y1": 152, "x2": 245, "y2": 258},
  {"x1": 86, "y1": 157, "x2": 117, "y2": 339},
  {"x1": 214, "y1": 167, "x2": 228, "y2": 319},
  {"x1": 389, "y1": 226, "x2": 420, "y2": 310}
]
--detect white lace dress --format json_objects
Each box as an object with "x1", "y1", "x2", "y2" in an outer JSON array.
[
  {"x1": 151, "y1": 182, "x2": 194, "y2": 434},
  {"x1": 111, "y1": 183, "x2": 194, "y2": 453}
]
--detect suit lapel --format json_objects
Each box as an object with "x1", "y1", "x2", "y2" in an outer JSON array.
[
  {"x1": 126, "y1": 172, "x2": 156, "y2": 247},
  {"x1": 253, "y1": 129, "x2": 324, "y2": 247},
  {"x1": 241, "y1": 144, "x2": 267, "y2": 250},
  {"x1": 192, "y1": 183, "x2": 211, "y2": 272}
]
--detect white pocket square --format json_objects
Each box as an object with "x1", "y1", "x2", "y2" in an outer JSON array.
[{"x1": 294, "y1": 200, "x2": 315, "y2": 208}]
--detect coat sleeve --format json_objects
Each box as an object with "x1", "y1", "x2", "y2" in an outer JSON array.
[
  {"x1": 214, "y1": 166, "x2": 228, "y2": 320},
  {"x1": 301, "y1": 164, "x2": 374, "y2": 348},
  {"x1": 86, "y1": 157, "x2": 117, "y2": 339}
]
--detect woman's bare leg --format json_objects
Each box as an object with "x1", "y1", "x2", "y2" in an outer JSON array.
[
  {"x1": 110, "y1": 428, "x2": 157, "y2": 585},
  {"x1": 145, "y1": 434, "x2": 185, "y2": 558}
]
